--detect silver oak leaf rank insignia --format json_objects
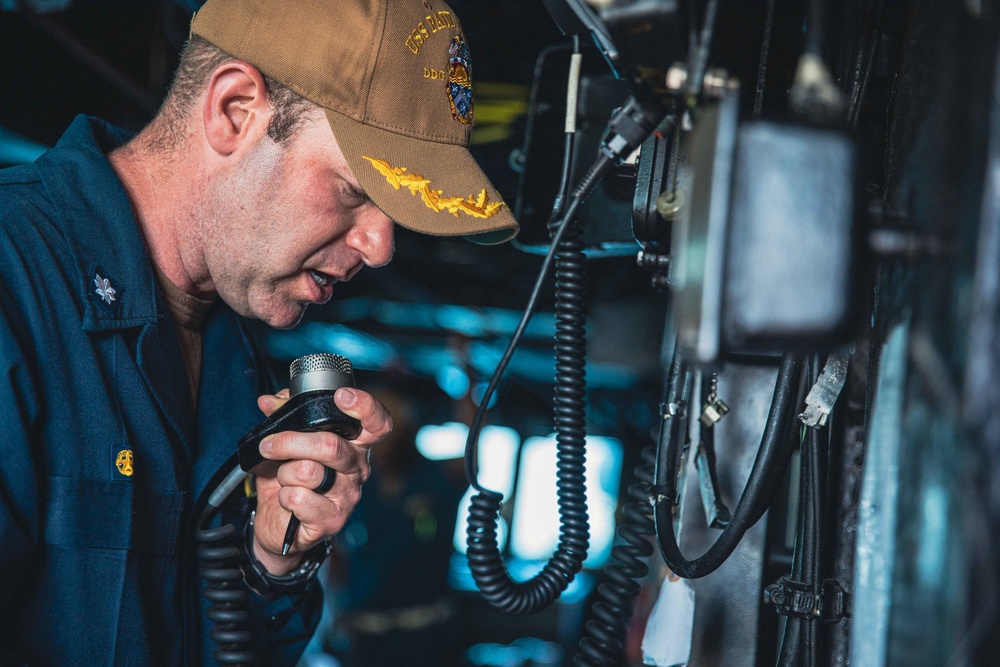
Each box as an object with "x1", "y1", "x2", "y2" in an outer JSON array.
[{"x1": 94, "y1": 273, "x2": 117, "y2": 305}]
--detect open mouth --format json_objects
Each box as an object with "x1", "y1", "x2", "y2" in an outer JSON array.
[{"x1": 309, "y1": 269, "x2": 333, "y2": 287}]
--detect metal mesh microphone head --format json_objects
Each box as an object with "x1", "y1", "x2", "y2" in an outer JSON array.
[{"x1": 288, "y1": 353, "x2": 355, "y2": 396}]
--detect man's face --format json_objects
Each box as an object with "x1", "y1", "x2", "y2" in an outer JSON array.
[{"x1": 199, "y1": 110, "x2": 395, "y2": 329}]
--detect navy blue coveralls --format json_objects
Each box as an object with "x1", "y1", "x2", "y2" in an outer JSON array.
[{"x1": 0, "y1": 116, "x2": 320, "y2": 665}]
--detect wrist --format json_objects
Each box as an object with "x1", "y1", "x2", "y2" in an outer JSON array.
[
  {"x1": 241, "y1": 510, "x2": 335, "y2": 599},
  {"x1": 253, "y1": 530, "x2": 302, "y2": 576}
]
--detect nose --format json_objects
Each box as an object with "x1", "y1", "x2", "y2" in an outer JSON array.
[{"x1": 353, "y1": 206, "x2": 395, "y2": 268}]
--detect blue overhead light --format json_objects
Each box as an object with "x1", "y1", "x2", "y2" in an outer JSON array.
[
  {"x1": 265, "y1": 321, "x2": 398, "y2": 370},
  {"x1": 416, "y1": 421, "x2": 519, "y2": 464},
  {"x1": 509, "y1": 433, "x2": 624, "y2": 569},
  {"x1": 0, "y1": 127, "x2": 47, "y2": 165},
  {"x1": 436, "y1": 304, "x2": 486, "y2": 337},
  {"x1": 470, "y1": 380, "x2": 499, "y2": 409},
  {"x1": 435, "y1": 364, "x2": 470, "y2": 400}
]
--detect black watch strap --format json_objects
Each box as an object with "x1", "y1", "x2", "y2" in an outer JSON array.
[{"x1": 240, "y1": 510, "x2": 334, "y2": 599}]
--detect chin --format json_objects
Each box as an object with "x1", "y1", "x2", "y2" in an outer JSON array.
[
  {"x1": 255, "y1": 303, "x2": 307, "y2": 330},
  {"x1": 267, "y1": 311, "x2": 307, "y2": 330}
]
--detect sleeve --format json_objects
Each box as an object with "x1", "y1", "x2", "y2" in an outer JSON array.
[
  {"x1": 247, "y1": 582, "x2": 324, "y2": 666},
  {"x1": 0, "y1": 302, "x2": 43, "y2": 664}
]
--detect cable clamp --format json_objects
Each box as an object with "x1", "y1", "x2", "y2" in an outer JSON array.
[
  {"x1": 660, "y1": 400, "x2": 686, "y2": 419},
  {"x1": 648, "y1": 483, "x2": 675, "y2": 506},
  {"x1": 763, "y1": 577, "x2": 850, "y2": 621}
]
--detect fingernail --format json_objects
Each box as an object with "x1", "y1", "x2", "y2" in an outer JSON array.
[
  {"x1": 276, "y1": 388, "x2": 290, "y2": 399},
  {"x1": 260, "y1": 436, "x2": 274, "y2": 456},
  {"x1": 338, "y1": 388, "x2": 356, "y2": 407}
]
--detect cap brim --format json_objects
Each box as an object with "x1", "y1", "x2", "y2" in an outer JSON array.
[{"x1": 324, "y1": 109, "x2": 519, "y2": 245}]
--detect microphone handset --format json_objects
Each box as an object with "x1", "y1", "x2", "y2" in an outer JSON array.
[
  {"x1": 196, "y1": 352, "x2": 362, "y2": 665},
  {"x1": 236, "y1": 353, "x2": 362, "y2": 477}
]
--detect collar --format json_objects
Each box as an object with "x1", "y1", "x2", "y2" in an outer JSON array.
[{"x1": 33, "y1": 115, "x2": 161, "y2": 332}]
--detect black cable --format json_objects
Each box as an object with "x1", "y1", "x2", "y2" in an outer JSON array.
[
  {"x1": 195, "y1": 506, "x2": 255, "y2": 665},
  {"x1": 571, "y1": 347, "x2": 683, "y2": 665},
  {"x1": 574, "y1": 446, "x2": 658, "y2": 666},
  {"x1": 552, "y1": 34, "x2": 582, "y2": 221},
  {"x1": 753, "y1": 0, "x2": 778, "y2": 119},
  {"x1": 464, "y1": 31, "x2": 665, "y2": 613},
  {"x1": 464, "y1": 154, "x2": 613, "y2": 616},
  {"x1": 805, "y1": 0, "x2": 824, "y2": 58},
  {"x1": 652, "y1": 354, "x2": 805, "y2": 579},
  {"x1": 685, "y1": 0, "x2": 721, "y2": 101},
  {"x1": 777, "y1": 355, "x2": 824, "y2": 667},
  {"x1": 193, "y1": 457, "x2": 256, "y2": 665}
]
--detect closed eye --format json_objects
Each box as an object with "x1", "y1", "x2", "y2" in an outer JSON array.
[{"x1": 345, "y1": 184, "x2": 371, "y2": 205}]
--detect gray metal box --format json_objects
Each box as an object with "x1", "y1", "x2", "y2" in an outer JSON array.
[{"x1": 723, "y1": 122, "x2": 857, "y2": 353}]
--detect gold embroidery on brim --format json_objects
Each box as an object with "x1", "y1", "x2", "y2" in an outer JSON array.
[{"x1": 363, "y1": 156, "x2": 505, "y2": 220}]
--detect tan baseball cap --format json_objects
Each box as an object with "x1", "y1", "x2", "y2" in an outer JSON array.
[{"x1": 191, "y1": 0, "x2": 519, "y2": 245}]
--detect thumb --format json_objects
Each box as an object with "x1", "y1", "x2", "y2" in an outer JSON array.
[{"x1": 256, "y1": 388, "x2": 291, "y2": 417}]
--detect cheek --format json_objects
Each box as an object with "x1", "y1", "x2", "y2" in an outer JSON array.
[{"x1": 304, "y1": 194, "x2": 358, "y2": 245}]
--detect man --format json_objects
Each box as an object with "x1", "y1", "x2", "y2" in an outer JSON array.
[{"x1": 0, "y1": 0, "x2": 518, "y2": 664}]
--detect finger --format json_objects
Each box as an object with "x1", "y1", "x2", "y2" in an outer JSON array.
[
  {"x1": 277, "y1": 480, "x2": 362, "y2": 544},
  {"x1": 278, "y1": 464, "x2": 354, "y2": 503},
  {"x1": 257, "y1": 388, "x2": 291, "y2": 416},
  {"x1": 334, "y1": 388, "x2": 393, "y2": 446},
  {"x1": 262, "y1": 430, "x2": 371, "y2": 482},
  {"x1": 275, "y1": 458, "x2": 333, "y2": 491}
]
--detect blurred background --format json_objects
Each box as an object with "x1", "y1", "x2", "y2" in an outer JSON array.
[{"x1": 8, "y1": 1, "x2": 1000, "y2": 666}]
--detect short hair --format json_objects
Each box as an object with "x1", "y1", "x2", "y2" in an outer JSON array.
[{"x1": 156, "y1": 35, "x2": 314, "y2": 146}]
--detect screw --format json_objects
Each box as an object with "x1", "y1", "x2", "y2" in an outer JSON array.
[{"x1": 765, "y1": 584, "x2": 786, "y2": 606}]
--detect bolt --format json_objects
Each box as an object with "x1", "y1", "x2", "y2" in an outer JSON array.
[{"x1": 656, "y1": 188, "x2": 686, "y2": 219}]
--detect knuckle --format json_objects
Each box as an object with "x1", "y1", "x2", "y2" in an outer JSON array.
[
  {"x1": 344, "y1": 484, "x2": 362, "y2": 508},
  {"x1": 316, "y1": 431, "x2": 343, "y2": 461},
  {"x1": 285, "y1": 485, "x2": 308, "y2": 505},
  {"x1": 292, "y1": 458, "x2": 314, "y2": 482},
  {"x1": 379, "y1": 414, "x2": 394, "y2": 437}
]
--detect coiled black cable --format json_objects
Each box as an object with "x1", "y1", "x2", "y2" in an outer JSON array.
[
  {"x1": 574, "y1": 446, "x2": 657, "y2": 666},
  {"x1": 194, "y1": 509, "x2": 255, "y2": 665},
  {"x1": 464, "y1": 217, "x2": 591, "y2": 613},
  {"x1": 464, "y1": 27, "x2": 666, "y2": 611},
  {"x1": 193, "y1": 457, "x2": 256, "y2": 665},
  {"x1": 550, "y1": 168, "x2": 591, "y2": 570},
  {"x1": 653, "y1": 353, "x2": 804, "y2": 579},
  {"x1": 465, "y1": 155, "x2": 613, "y2": 615}
]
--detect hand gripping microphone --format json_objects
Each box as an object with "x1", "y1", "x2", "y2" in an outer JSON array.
[
  {"x1": 236, "y1": 353, "x2": 362, "y2": 477},
  {"x1": 196, "y1": 353, "x2": 361, "y2": 665}
]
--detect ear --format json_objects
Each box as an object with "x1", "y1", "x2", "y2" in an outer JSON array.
[{"x1": 202, "y1": 61, "x2": 271, "y2": 156}]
